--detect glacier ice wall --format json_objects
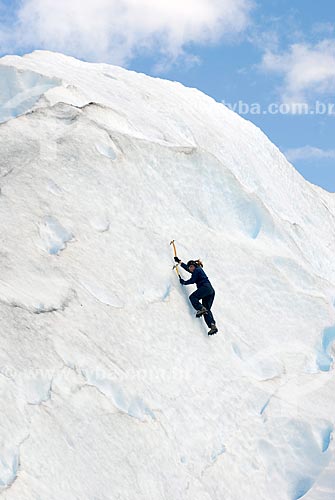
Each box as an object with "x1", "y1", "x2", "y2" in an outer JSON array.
[{"x1": 0, "y1": 51, "x2": 334, "y2": 500}]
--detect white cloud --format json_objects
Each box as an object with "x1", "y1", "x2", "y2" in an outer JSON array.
[
  {"x1": 312, "y1": 22, "x2": 335, "y2": 36},
  {"x1": 261, "y1": 40, "x2": 335, "y2": 104},
  {"x1": 1, "y1": 0, "x2": 253, "y2": 68},
  {"x1": 285, "y1": 146, "x2": 335, "y2": 163}
]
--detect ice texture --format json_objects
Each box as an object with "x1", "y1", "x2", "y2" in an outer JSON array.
[{"x1": 0, "y1": 50, "x2": 334, "y2": 500}]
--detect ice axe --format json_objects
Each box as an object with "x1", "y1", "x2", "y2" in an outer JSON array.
[{"x1": 170, "y1": 239, "x2": 181, "y2": 277}]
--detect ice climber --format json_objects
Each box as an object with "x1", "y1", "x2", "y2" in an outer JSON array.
[{"x1": 174, "y1": 257, "x2": 218, "y2": 336}]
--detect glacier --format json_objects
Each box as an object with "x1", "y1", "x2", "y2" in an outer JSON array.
[{"x1": 0, "y1": 50, "x2": 334, "y2": 500}]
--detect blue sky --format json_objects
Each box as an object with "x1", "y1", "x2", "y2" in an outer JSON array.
[{"x1": 0, "y1": 0, "x2": 334, "y2": 191}]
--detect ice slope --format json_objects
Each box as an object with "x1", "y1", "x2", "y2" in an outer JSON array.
[{"x1": 0, "y1": 50, "x2": 334, "y2": 500}]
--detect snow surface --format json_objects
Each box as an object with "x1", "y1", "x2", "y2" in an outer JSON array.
[{"x1": 0, "y1": 50, "x2": 334, "y2": 500}]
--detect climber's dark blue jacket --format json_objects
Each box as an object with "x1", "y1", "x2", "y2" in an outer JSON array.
[{"x1": 180, "y1": 262, "x2": 211, "y2": 288}]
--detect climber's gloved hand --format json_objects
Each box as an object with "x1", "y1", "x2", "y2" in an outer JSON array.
[
  {"x1": 174, "y1": 256, "x2": 181, "y2": 263},
  {"x1": 179, "y1": 276, "x2": 185, "y2": 285}
]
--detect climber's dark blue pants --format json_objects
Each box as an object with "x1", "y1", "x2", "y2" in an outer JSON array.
[{"x1": 189, "y1": 284, "x2": 216, "y2": 327}]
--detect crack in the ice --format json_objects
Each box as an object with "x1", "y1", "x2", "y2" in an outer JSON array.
[
  {"x1": 0, "y1": 433, "x2": 31, "y2": 494},
  {"x1": 0, "y1": 286, "x2": 76, "y2": 315},
  {"x1": 77, "y1": 329, "x2": 127, "y2": 374},
  {"x1": 0, "y1": 167, "x2": 14, "y2": 179}
]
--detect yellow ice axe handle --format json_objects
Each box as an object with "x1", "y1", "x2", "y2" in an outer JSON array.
[{"x1": 170, "y1": 240, "x2": 181, "y2": 276}]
